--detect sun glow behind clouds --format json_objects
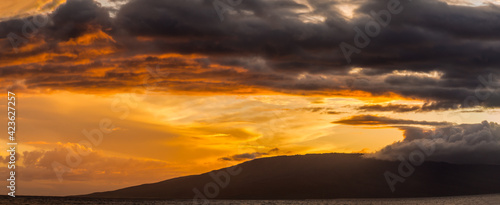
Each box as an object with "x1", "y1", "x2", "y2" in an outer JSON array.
[
  {"x1": 349, "y1": 67, "x2": 363, "y2": 74},
  {"x1": 392, "y1": 70, "x2": 444, "y2": 79},
  {"x1": 300, "y1": 14, "x2": 327, "y2": 23},
  {"x1": 444, "y1": 0, "x2": 500, "y2": 6},
  {"x1": 337, "y1": 4, "x2": 358, "y2": 19}
]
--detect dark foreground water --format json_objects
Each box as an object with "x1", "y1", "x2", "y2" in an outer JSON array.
[{"x1": 2, "y1": 194, "x2": 500, "y2": 205}]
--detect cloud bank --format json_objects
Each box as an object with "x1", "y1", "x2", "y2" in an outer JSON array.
[
  {"x1": 367, "y1": 121, "x2": 500, "y2": 165},
  {"x1": 0, "y1": 0, "x2": 499, "y2": 111}
]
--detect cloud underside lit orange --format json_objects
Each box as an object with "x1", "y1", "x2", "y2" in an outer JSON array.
[{"x1": 0, "y1": 30, "x2": 416, "y2": 106}]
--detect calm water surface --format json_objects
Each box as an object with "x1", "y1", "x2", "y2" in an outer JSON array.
[{"x1": 3, "y1": 194, "x2": 500, "y2": 205}]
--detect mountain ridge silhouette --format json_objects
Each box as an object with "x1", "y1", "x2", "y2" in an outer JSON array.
[{"x1": 78, "y1": 153, "x2": 500, "y2": 199}]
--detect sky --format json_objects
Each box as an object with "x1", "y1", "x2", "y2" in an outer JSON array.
[{"x1": 0, "y1": 0, "x2": 500, "y2": 196}]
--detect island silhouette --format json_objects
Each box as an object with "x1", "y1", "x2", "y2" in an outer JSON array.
[{"x1": 77, "y1": 153, "x2": 500, "y2": 200}]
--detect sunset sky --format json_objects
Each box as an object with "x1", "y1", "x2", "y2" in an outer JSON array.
[{"x1": 1, "y1": 0, "x2": 500, "y2": 196}]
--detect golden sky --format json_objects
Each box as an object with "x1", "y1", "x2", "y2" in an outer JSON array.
[{"x1": 1, "y1": 0, "x2": 499, "y2": 196}]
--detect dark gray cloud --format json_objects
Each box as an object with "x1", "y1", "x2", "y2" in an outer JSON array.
[
  {"x1": 219, "y1": 152, "x2": 267, "y2": 161},
  {"x1": 333, "y1": 115, "x2": 453, "y2": 126},
  {"x1": 219, "y1": 148, "x2": 281, "y2": 161},
  {"x1": 367, "y1": 121, "x2": 500, "y2": 165},
  {"x1": 0, "y1": 0, "x2": 500, "y2": 111},
  {"x1": 357, "y1": 104, "x2": 422, "y2": 112},
  {"x1": 0, "y1": 0, "x2": 111, "y2": 41},
  {"x1": 46, "y1": 0, "x2": 112, "y2": 41},
  {"x1": 355, "y1": 102, "x2": 482, "y2": 112}
]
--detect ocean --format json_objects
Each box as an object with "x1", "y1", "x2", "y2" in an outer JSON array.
[{"x1": 2, "y1": 194, "x2": 500, "y2": 205}]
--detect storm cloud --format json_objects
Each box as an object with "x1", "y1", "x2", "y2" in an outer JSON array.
[{"x1": 0, "y1": 0, "x2": 500, "y2": 111}]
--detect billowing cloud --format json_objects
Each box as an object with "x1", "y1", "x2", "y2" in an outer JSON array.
[{"x1": 366, "y1": 121, "x2": 500, "y2": 165}]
